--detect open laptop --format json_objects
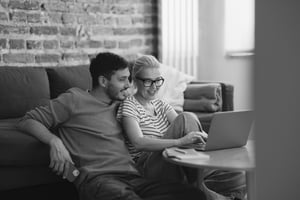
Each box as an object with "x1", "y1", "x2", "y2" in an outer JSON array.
[{"x1": 180, "y1": 110, "x2": 254, "y2": 151}]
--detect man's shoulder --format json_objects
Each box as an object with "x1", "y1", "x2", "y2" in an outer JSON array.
[{"x1": 55, "y1": 87, "x2": 87, "y2": 103}]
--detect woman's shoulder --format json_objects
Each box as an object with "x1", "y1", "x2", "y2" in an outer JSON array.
[{"x1": 152, "y1": 98, "x2": 166, "y2": 106}]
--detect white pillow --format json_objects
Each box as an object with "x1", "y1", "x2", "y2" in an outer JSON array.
[{"x1": 157, "y1": 64, "x2": 195, "y2": 112}]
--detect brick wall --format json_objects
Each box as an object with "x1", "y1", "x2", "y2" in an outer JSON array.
[{"x1": 0, "y1": 0, "x2": 158, "y2": 67}]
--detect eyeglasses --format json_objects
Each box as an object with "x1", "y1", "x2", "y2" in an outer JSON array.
[{"x1": 135, "y1": 77, "x2": 165, "y2": 87}]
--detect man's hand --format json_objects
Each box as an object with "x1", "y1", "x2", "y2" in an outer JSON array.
[{"x1": 48, "y1": 137, "x2": 74, "y2": 179}]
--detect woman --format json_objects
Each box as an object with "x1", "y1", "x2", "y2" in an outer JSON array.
[
  {"x1": 117, "y1": 55, "x2": 246, "y2": 200},
  {"x1": 117, "y1": 55, "x2": 207, "y2": 181}
]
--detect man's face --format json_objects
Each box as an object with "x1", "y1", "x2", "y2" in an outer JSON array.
[{"x1": 106, "y1": 68, "x2": 131, "y2": 101}]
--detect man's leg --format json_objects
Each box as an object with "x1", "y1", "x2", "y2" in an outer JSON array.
[
  {"x1": 131, "y1": 175, "x2": 207, "y2": 200},
  {"x1": 78, "y1": 174, "x2": 143, "y2": 200},
  {"x1": 79, "y1": 173, "x2": 206, "y2": 200}
]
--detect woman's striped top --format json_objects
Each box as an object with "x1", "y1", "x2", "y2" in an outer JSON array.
[{"x1": 117, "y1": 95, "x2": 173, "y2": 160}]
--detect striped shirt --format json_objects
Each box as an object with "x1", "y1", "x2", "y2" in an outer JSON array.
[{"x1": 117, "y1": 95, "x2": 173, "y2": 160}]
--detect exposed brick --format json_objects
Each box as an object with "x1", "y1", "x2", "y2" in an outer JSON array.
[
  {"x1": 77, "y1": 0, "x2": 100, "y2": 3},
  {"x1": 36, "y1": 54, "x2": 60, "y2": 63},
  {"x1": 81, "y1": 3, "x2": 110, "y2": 14},
  {"x1": 26, "y1": 40, "x2": 42, "y2": 49},
  {"x1": 115, "y1": 0, "x2": 135, "y2": 4},
  {"x1": 138, "y1": 27, "x2": 157, "y2": 35},
  {"x1": 9, "y1": 39, "x2": 25, "y2": 49},
  {"x1": 103, "y1": 17, "x2": 115, "y2": 26},
  {"x1": 10, "y1": 11, "x2": 27, "y2": 23},
  {"x1": 67, "y1": 3, "x2": 84, "y2": 13},
  {"x1": 145, "y1": 38, "x2": 156, "y2": 46},
  {"x1": 113, "y1": 28, "x2": 137, "y2": 35},
  {"x1": 0, "y1": 0, "x2": 158, "y2": 67},
  {"x1": 43, "y1": 40, "x2": 59, "y2": 49},
  {"x1": 60, "y1": 40, "x2": 74, "y2": 49},
  {"x1": 111, "y1": 5, "x2": 135, "y2": 14},
  {"x1": 30, "y1": 26, "x2": 58, "y2": 35},
  {"x1": 92, "y1": 27, "x2": 113, "y2": 35},
  {"x1": 119, "y1": 41, "x2": 130, "y2": 49},
  {"x1": 43, "y1": 2, "x2": 67, "y2": 12},
  {"x1": 132, "y1": 16, "x2": 144, "y2": 25},
  {"x1": 104, "y1": 40, "x2": 117, "y2": 49},
  {"x1": 85, "y1": 5, "x2": 102, "y2": 13},
  {"x1": 77, "y1": 40, "x2": 102, "y2": 48},
  {"x1": 77, "y1": 15, "x2": 97, "y2": 25},
  {"x1": 0, "y1": 12, "x2": 8, "y2": 21},
  {"x1": 61, "y1": 0, "x2": 74, "y2": 2},
  {"x1": 0, "y1": 1, "x2": 8, "y2": 9},
  {"x1": 137, "y1": 4, "x2": 156, "y2": 14},
  {"x1": 130, "y1": 39, "x2": 142, "y2": 47},
  {"x1": 9, "y1": 0, "x2": 40, "y2": 10},
  {"x1": 0, "y1": 38, "x2": 7, "y2": 49},
  {"x1": 145, "y1": 16, "x2": 156, "y2": 24},
  {"x1": 62, "y1": 14, "x2": 76, "y2": 24},
  {"x1": 117, "y1": 17, "x2": 132, "y2": 26},
  {"x1": 48, "y1": 13, "x2": 62, "y2": 24},
  {"x1": 3, "y1": 53, "x2": 35, "y2": 63},
  {"x1": 60, "y1": 27, "x2": 76, "y2": 36},
  {"x1": 27, "y1": 13, "x2": 41, "y2": 23},
  {"x1": 62, "y1": 53, "x2": 89, "y2": 62}
]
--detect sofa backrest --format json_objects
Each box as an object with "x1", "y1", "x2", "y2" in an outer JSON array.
[
  {"x1": 0, "y1": 66, "x2": 92, "y2": 119},
  {"x1": 46, "y1": 65, "x2": 92, "y2": 99},
  {"x1": 0, "y1": 67, "x2": 50, "y2": 119}
]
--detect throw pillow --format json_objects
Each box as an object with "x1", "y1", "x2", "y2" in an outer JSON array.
[
  {"x1": 156, "y1": 64, "x2": 195, "y2": 112},
  {"x1": 46, "y1": 66, "x2": 92, "y2": 99}
]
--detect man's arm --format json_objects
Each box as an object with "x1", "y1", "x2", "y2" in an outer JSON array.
[{"x1": 17, "y1": 118, "x2": 74, "y2": 179}]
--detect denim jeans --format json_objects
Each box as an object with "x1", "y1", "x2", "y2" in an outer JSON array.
[
  {"x1": 78, "y1": 173, "x2": 206, "y2": 200},
  {"x1": 135, "y1": 112, "x2": 246, "y2": 200}
]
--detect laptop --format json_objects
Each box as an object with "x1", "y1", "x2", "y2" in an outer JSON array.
[{"x1": 180, "y1": 110, "x2": 254, "y2": 151}]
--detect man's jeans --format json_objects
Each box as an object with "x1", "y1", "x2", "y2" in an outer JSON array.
[
  {"x1": 78, "y1": 173, "x2": 206, "y2": 200},
  {"x1": 135, "y1": 112, "x2": 246, "y2": 200}
]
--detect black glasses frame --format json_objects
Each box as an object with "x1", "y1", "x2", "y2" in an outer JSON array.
[{"x1": 135, "y1": 77, "x2": 165, "y2": 87}]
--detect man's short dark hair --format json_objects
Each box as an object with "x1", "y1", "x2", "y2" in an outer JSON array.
[{"x1": 89, "y1": 52, "x2": 129, "y2": 88}]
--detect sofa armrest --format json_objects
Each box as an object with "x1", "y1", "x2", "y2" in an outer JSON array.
[{"x1": 183, "y1": 81, "x2": 234, "y2": 112}]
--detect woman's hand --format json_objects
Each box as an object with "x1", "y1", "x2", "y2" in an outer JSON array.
[{"x1": 178, "y1": 131, "x2": 208, "y2": 146}]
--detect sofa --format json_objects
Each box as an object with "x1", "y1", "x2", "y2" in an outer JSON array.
[{"x1": 0, "y1": 65, "x2": 233, "y2": 199}]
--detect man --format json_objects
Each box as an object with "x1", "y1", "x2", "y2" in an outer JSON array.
[{"x1": 17, "y1": 52, "x2": 205, "y2": 200}]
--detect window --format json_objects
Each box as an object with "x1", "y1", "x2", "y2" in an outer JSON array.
[{"x1": 224, "y1": 0, "x2": 255, "y2": 56}]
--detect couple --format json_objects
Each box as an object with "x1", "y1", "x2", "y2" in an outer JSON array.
[{"x1": 18, "y1": 52, "x2": 245, "y2": 200}]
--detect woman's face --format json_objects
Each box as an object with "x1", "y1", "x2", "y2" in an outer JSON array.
[{"x1": 134, "y1": 67, "x2": 164, "y2": 101}]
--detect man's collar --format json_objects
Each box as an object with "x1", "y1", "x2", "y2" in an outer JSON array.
[{"x1": 89, "y1": 89, "x2": 113, "y2": 105}]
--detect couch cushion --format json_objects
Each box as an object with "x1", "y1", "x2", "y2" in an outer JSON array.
[
  {"x1": 0, "y1": 67, "x2": 50, "y2": 119},
  {"x1": 0, "y1": 118, "x2": 50, "y2": 166},
  {"x1": 46, "y1": 66, "x2": 92, "y2": 99}
]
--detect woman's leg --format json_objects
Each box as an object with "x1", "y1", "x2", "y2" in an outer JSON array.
[
  {"x1": 138, "y1": 112, "x2": 246, "y2": 200},
  {"x1": 137, "y1": 112, "x2": 201, "y2": 183},
  {"x1": 163, "y1": 112, "x2": 204, "y2": 139}
]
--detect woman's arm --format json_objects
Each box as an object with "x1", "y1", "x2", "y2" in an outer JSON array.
[
  {"x1": 122, "y1": 116, "x2": 204, "y2": 151},
  {"x1": 122, "y1": 116, "x2": 182, "y2": 151},
  {"x1": 166, "y1": 108, "x2": 178, "y2": 123}
]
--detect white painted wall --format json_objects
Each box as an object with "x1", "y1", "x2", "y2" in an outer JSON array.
[{"x1": 197, "y1": 0, "x2": 254, "y2": 110}]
